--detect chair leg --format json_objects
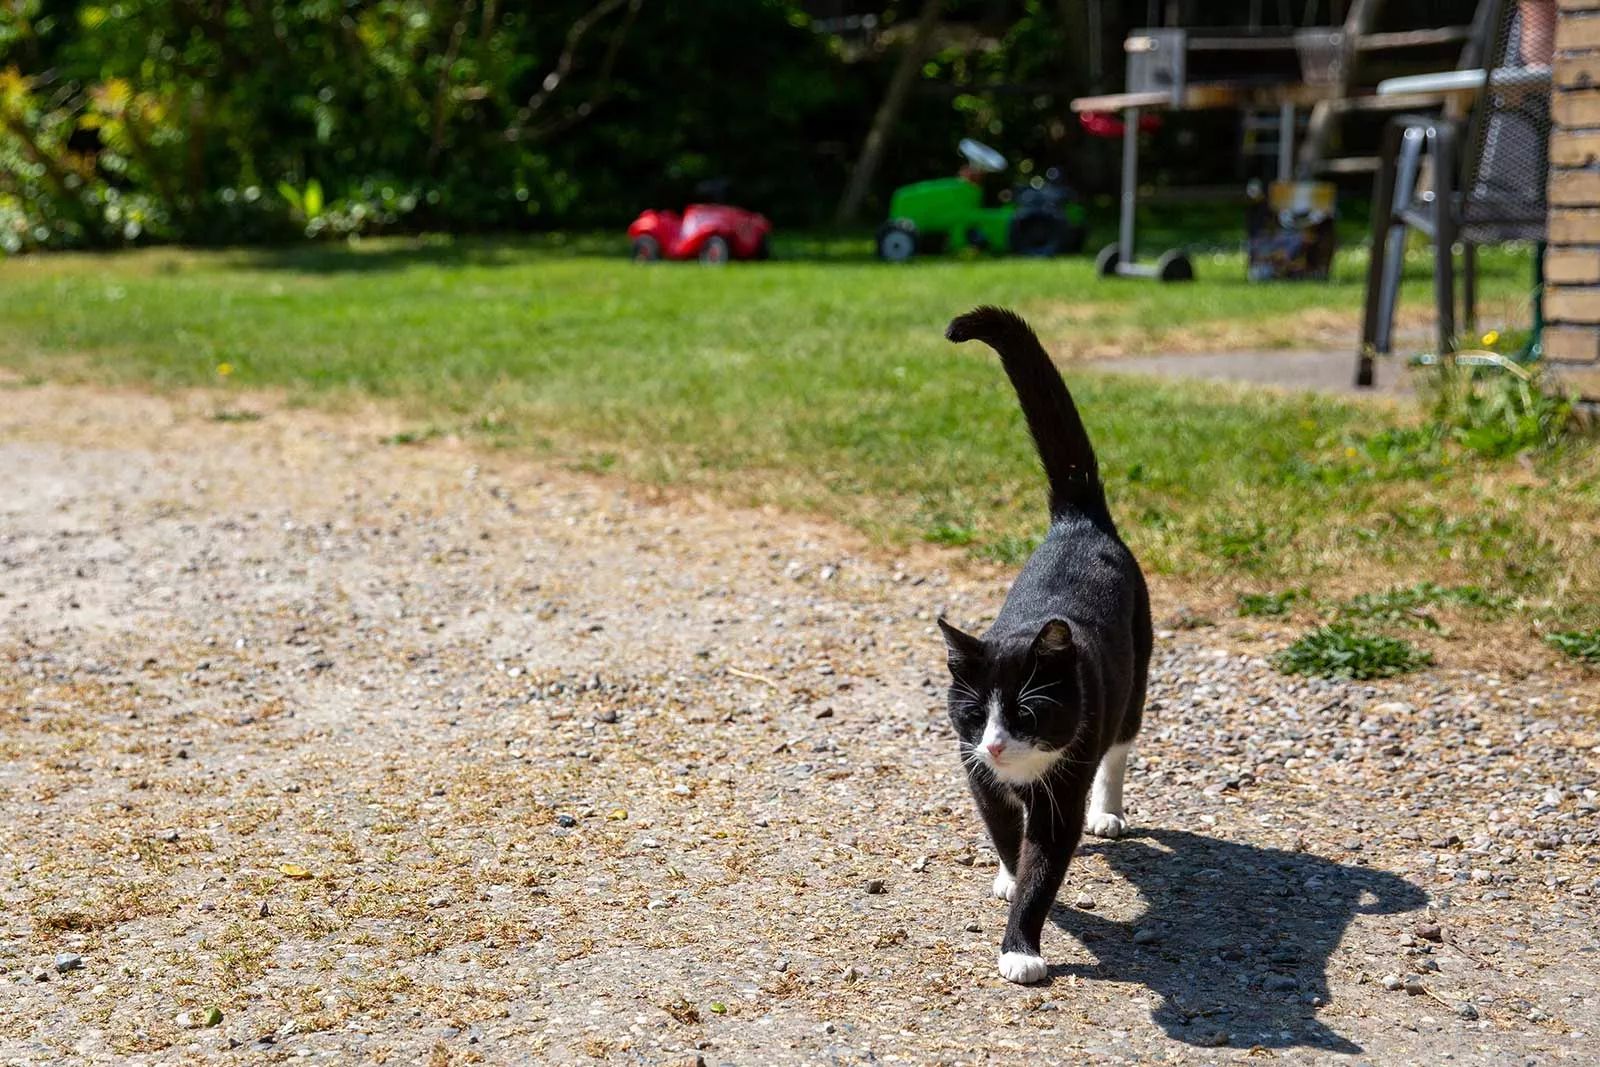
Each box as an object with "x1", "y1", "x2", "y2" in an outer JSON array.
[
  {"x1": 1433, "y1": 229, "x2": 1456, "y2": 363},
  {"x1": 1462, "y1": 242, "x2": 1477, "y2": 338},
  {"x1": 1359, "y1": 120, "x2": 1409, "y2": 388},
  {"x1": 1430, "y1": 123, "x2": 1459, "y2": 362},
  {"x1": 1375, "y1": 128, "x2": 1427, "y2": 356}
]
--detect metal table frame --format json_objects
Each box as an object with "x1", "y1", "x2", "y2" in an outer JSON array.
[{"x1": 1072, "y1": 82, "x2": 1333, "y2": 282}]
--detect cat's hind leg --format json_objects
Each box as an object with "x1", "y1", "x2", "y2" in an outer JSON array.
[{"x1": 1085, "y1": 741, "x2": 1131, "y2": 839}]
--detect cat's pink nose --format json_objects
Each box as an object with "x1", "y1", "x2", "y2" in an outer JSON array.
[{"x1": 985, "y1": 740, "x2": 1006, "y2": 759}]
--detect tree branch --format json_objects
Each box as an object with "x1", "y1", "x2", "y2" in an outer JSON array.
[
  {"x1": 427, "y1": 0, "x2": 477, "y2": 169},
  {"x1": 504, "y1": 0, "x2": 642, "y2": 143}
]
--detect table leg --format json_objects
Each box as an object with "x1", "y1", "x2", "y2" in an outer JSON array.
[
  {"x1": 1119, "y1": 106, "x2": 1139, "y2": 266},
  {"x1": 1277, "y1": 102, "x2": 1295, "y2": 183}
]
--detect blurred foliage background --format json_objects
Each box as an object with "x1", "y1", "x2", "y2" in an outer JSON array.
[{"x1": 1, "y1": 0, "x2": 1480, "y2": 250}]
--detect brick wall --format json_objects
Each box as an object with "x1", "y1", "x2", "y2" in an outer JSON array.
[{"x1": 1546, "y1": 0, "x2": 1600, "y2": 370}]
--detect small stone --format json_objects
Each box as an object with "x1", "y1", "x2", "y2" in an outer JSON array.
[
  {"x1": 556, "y1": 814, "x2": 577, "y2": 828},
  {"x1": 774, "y1": 957, "x2": 788, "y2": 973},
  {"x1": 31, "y1": 968, "x2": 50, "y2": 983},
  {"x1": 198, "y1": 902, "x2": 215, "y2": 913},
  {"x1": 1455, "y1": 1001, "x2": 1479, "y2": 1021},
  {"x1": 1415, "y1": 924, "x2": 1443, "y2": 942},
  {"x1": 647, "y1": 899, "x2": 668, "y2": 910},
  {"x1": 426, "y1": 894, "x2": 450, "y2": 908},
  {"x1": 864, "y1": 878, "x2": 885, "y2": 894},
  {"x1": 910, "y1": 856, "x2": 930, "y2": 873},
  {"x1": 257, "y1": 900, "x2": 270, "y2": 918},
  {"x1": 1382, "y1": 974, "x2": 1404, "y2": 991},
  {"x1": 176, "y1": 1012, "x2": 197, "y2": 1029},
  {"x1": 813, "y1": 705, "x2": 834, "y2": 719},
  {"x1": 841, "y1": 966, "x2": 860, "y2": 983},
  {"x1": 674, "y1": 1056, "x2": 706, "y2": 1067},
  {"x1": 1469, "y1": 869, "x2": 1492, "y2": 884},
  {"x1": 1263, "y1": 974, "x2": 1297, "y2": 992},
  {"x1": 54, "y1": 953, "x2": 83, "y2": 973},
  {"x1": 159, "y1": 829, "x2": 180, "y2": 843},
  {"x1": 594, "y1": 709, "x2": 619, "y2": 724},
  {"x1": 964, "y1": 921, "x2": 982, "y2": 932},
  {"x1": 1195, "y1": 1030, "x2": 1229, "y2": 1048},
  {"x1": 1074, "y1": 893, "x2": 1096, "y2": 909},
  {"x1": 1404, "y1": 975, "x2": 1426, "y2": 995},
  {"x1": 1132, "y1": 928, "x2": 1160, "y2": 945}
]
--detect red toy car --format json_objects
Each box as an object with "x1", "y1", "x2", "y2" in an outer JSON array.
[{"x1": 628, "y1": 204, "x2": 772, "y2": 263}]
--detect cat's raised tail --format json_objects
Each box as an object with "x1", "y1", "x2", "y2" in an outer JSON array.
[{"x1": 946, "y1": 305, "x2": 1104, "y2": 515}]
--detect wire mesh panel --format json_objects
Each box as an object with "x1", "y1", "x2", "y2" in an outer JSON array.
[{"x1": 1461, "y1": 0, "x2": 1552, "y2": 242}]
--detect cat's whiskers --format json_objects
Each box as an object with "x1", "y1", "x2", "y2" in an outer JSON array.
[{"x1": 1039, "y1": 776, "x2": 1067, "y2": 835}]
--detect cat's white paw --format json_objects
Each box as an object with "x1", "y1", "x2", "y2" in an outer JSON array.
[
  {"x1": 997, "y1": 951, "x2": 1048, "y2": 984},
  {"x1": 1085, "y1": 811, "x2": 1127, "y2": 839},
  {"x1": 992, "y1": 868, "x2": 1016, "y2": 901}
]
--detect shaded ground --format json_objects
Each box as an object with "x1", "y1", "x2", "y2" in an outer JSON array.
[
  {"x1": 1, "y1": 384, "x2": 1597, "y2": 1065},
  {"x1": 1088, "y1": 349, "x2": 1416, "y2": 397}
]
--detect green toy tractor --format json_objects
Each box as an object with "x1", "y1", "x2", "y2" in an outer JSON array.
[{"x1": 876, "y1": 139, "x2": 1087, "y2": 263}]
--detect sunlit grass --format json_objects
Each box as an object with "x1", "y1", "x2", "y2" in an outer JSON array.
[{"x1": 0, "y1": 237, "x2": 1593, "y2": 652}]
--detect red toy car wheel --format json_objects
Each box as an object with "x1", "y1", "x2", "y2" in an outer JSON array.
[
  {"x1": 699, "y1": 236, "x2": 730, "y2": 265},
  {"x1": 632, "y1": 235, "x2": 662, "y2": 262}
]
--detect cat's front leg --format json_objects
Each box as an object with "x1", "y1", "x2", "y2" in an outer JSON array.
[
  {"x1": 964, "y1": 764, "x2": 1023, "y2": 900},
  {"x1": 997, "y1": 781, "x2": 1086, "y2": 984}
]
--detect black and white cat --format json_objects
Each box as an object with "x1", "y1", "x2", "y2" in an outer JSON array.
[{"x1": 938, "y1": 306, "x2": 1152, "y2": 985}]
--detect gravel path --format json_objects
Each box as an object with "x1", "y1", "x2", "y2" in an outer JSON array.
[{"x1": 1, "y1": 384, "x2": 1597, "y2": 1066}]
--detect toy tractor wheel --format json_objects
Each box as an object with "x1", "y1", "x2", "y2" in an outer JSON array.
[
  {"x1": 876, "y1": 221, "x2": 917, "y2": 264},
  {"x1": 1059, "y1": 224, "x2": 1087, "y2": 256},
  {"x1": 1095, "y1": 243, "x2": 1121, "y2": 277},
  {"x1": 632, "y1": 236, "x2": 662, "y2": 263},
  {"x1": 1009, "y1": 214, "x2": 1063, "y2": 257},
  {"x1": 699, "y1": 236, "x2": 731, "y2": 265},
  {"x1": 754, "y1": 235, "x2": 772, "y2": 261}
]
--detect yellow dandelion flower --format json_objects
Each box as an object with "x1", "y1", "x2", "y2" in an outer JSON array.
[
  {"x1": 216, "y1": 363, "x2": 234, "y2": 376},
  {"x1": 1481, "y1": 330, "x2": 1499, "y2": 346},
  {"x1": 1345, "y1": 446, "x2": 1358, "y2": 458}
]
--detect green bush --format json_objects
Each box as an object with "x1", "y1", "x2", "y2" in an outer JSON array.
[
  {"x1": 1425, "y1": 360, "x2": 1575, "y2": 459},
  {"x1": 1237, "y1": 588, "x2": 1305, "y2": 617},
  {"x1": 0, "y1": 0, "x2": 864, "y2": 249},
  {"x1": 1544, "y1": 629, "x2": 1600, "y2": 667},
  {"x1": 1273, "y1": 625, "x2": 1433, "y2": 680}
]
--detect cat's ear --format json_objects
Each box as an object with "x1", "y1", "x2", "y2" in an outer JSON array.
[
  {"x1": 937, "y1": 617, "x2": 984, "y2": 676},
  {"x1": 1031, "y1": 619, "x2": 1075, "y2": 659}
]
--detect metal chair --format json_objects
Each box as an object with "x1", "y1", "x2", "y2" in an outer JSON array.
[{"x1": 1356, "y1": 0, "x2": 1552, "y2": 387}]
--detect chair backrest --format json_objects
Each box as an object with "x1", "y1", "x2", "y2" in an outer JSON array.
[{"x1": 1460, "y1": 0, "x2": 1552, "y2": 241}]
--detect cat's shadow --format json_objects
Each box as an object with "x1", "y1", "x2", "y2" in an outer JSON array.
[{"x1": 1048, "y1": 828, "x2": 1428, "y2": 1053}]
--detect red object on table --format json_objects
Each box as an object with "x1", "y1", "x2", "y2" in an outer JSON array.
[
  {"x1": 1078, "y1": 111, "x2": 1163, "y2": 139},
  {"x1": 627, "y1": 204, "x2": 772, "y2": 262}
]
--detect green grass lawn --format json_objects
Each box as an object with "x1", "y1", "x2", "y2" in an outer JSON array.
[{"x1": 1, "y1": 236, "x2": 1595, "y2": 663}]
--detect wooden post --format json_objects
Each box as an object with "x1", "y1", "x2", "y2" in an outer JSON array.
[{"x1": 834, "y1": 0, "x2": 945, "y2": 227}]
